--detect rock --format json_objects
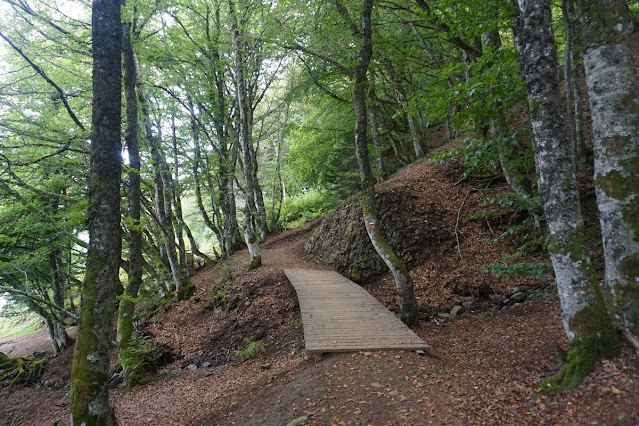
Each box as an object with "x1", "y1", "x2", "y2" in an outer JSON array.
[
  {"x1": 462, "y1": 301, "x2": 473, "y2": 310},
  {"x1": 370, "y1": 382, "x2": 384, "y2": 388},
  {"x1": 510, "y1": 292, "x2": 526, "y2": 303},
  {"x1": 363, "y1": 352, "x2": 372, "y2": 357},
  {"x1": 286, "y1": 416, "x2": 308, "y2": 426},
  {"x1": 304, "y1": 193, "x2": 448, "y2": 283},
  {"x1": 260, "y1": 363, "x2": 273, "y2": 370},
  {"x1": 450, "y1": 305, "x2": 463, "y2": 317},
  {"x1": 388, "y1": 390, "x2": 400, "y2": 396},
  {"x1": 187, "y1": 363, "x2": 198, "y2": 371},
  {"x1": 437, "y1": 312, "x2": 450, "y2": 318},
  {"x1": 201, "y1": 362, "x2": 212, "y2": 368},
  {"x1": 400, "y1": 396, "x2": 408, "y2": 402}
]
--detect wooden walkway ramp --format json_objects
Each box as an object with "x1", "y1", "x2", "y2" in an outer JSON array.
[{"x1": 284, "y1": 269, "x2": 430, "y2": 354}]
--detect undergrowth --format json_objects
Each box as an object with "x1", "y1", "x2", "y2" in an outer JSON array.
[{"x1": 279, "y1": 189, "x2": 341, "y2": 230}]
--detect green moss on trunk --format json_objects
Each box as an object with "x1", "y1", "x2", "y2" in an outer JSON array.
[{"x1": 540, "y1": 296, "x2": 620, "y2": 393}]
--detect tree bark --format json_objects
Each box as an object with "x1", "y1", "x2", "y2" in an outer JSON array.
[
  {"x1": 229, "y1": 0, "x2": 261, "y2": 269},
  {"x1": 70, "y1": 0, "x2": 122, "y2": 423},
  {"x1": 562, "y1": 0, "x2": 579, "y2": 172},
  {"x1": 367, "y1": 73, "x2": 386, "y2": 181},
  {"x1": 352, "y1": 0, "x2": 419, "y2": 327},
  {"x1": 117, "y1": 20, "x2": 144, "y2": 390},
  {"x1": 171, "y1": 116, "x2": 188, "y2": 270},
  {"x1": 140, "y1": 94, "x2": 192, "y2": 300},
  {"x1": 577, "y1": 0, "x2": 639, "y2": 335},
  {"x1": 514, "y1": 0, "x2": 619, "y2": 391}
]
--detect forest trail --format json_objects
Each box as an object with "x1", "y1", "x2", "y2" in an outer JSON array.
[
  {"x1": 284, "y1": 269, "x2": 430, "y2": 354},
  {"x1": 1, "y1": 162, "x2": 638, "y2": 426}
]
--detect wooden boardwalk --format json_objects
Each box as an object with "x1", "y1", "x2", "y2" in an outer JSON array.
[{"x1": 284, "y1": 269, "x2": 430, "y2": 354}]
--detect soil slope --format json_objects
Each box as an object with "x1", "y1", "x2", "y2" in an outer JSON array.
[{"x1": 1, "y1": 160, "x2": 638, "y2": 426}]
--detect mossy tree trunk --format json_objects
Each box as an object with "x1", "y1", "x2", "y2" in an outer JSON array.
[
  {"x1": 229, "y1": 0, "x2": 261, "y2": 269},
  {"x1": 514, "y1": 0, "x2": 620, "y2": 391},
  {"x1": 117, "y1": 20, "x2": 145, "y2": 390},
  {"x1": 349, "y1": 0, "x2": 419, "y2": 327},
  {"x1": 70, "y1": 0, "x2": 122, "y2": 423},
  {"x1": 576, "y1": 0, "x2": 639, "y2": 336}
]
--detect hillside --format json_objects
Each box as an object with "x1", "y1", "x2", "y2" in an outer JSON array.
[{"x1": 1, "y1": 159, "x2": 638, "y2": 425}]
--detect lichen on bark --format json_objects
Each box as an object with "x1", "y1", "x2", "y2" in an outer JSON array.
[
  {"x1": 577, "y1": 0, "x2": 639, "y2": 334},
  {"x1": 514, "y1": 0, "x2": 620, "y2": 392}
]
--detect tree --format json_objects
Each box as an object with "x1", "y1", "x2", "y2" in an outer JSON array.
[
  {"x1": 69, "y1": 0, "x2": 122, "y2": 423},
  {"x1": 576, "y1": 0, "x2": 639, "y2": 336},
  {"x1": 229, "y1": 0, "x2": 262, "y2": 269},
  {"x1": 117, "y1": 17, "x2": 145, "y2": 389},
  {"x1": 513, "y1": 0, "x2": 619, "y2": 391},
  {"x1": 340, "y1": 0, "x2": 420, "y2": 326}
]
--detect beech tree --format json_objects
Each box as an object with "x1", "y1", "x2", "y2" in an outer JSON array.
[
  {"x1": 69, "y1": 0, "x2": 122, "y2": 423},
  {"x1": 513, "y1": 0, "x2": 619, "y2": 391},
  {"x1": 576, "y1": 0, "x2": 639, "y2": 336}
]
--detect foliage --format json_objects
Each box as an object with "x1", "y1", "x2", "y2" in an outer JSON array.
[
  {"x1": 278, "y1": 189, "x2": 342, "y2": 230},
  {"x1": 0, "y1": 305, "x2": 42, "y2": 338},
  {"x1": 233, "y1": 337, "x2": 262, "y2": 359},
  {"x1": 118, "y1": 336, "x2": 172, "y2": 390},
  {"x1": 484, "y1": 260, "x2": 554, "y2": 279}
]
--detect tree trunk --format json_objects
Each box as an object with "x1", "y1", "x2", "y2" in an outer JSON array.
[
  {"x1": 351, "y1": 0, "x2": 418, "y2": 327},
  {"x1": 171, "y1": 116, "x2": 188, "y2": 270},
  {"x1": 117, "y1": 20, "x2": 145, "y2": 390},
  {"x1": 229, "y1": 0, "x2": 261, "y2": 269},
  {"x1": 70, "y1": 0, "x2": 122, "y2": 423},
  {"x1": 577, "y1": 0, "x2": 639, "y2": 335},
  {"x1": 140, "y1": 95, "x2": 192, "y2": 300},
  {"x1": 382, "y1": 58, "x2": 423, "y2": 158},
  {"x1": 367, "y1": 73, "x2": 386, "y2": 181},
  {"x1": 562, "y1": 0, "x2": 579, "y2": 172},
  {"x1": 514, "y1": 0, "x2": 619, "y2": 391}
]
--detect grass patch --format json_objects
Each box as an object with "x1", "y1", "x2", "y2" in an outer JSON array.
[
  {"x1": 279, "y1": 189, "x2": 341, "y2": 230},
  {"x1": 0, "y1": 309, "x2": 42, "y2": 338}
]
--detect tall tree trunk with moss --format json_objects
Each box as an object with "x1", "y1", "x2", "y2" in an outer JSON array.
[
  {"x1": 352, "y1": 0, "x2": 419, "y2": 327},
  {"x1": 117, "y1": 20, "x2": 144, "y2": 390},
  {"x1": 70, "y1": 0, "x2": 122, "y2": 423},
  {"x1": 514, "y1": 0, "x2": 619, "y2": 391},
  {"x1": 577, "y1": 0, "x2": 639, "y2": 335},
  {"x1": 229, "y1": 0, "x2": 261, "y2": 269}
]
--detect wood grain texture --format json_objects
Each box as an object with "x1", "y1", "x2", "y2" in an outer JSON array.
[{"x1": 284, "y1": 269, "x2": 429, "y2": 353}]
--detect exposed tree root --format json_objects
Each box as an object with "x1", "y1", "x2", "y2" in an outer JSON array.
[{"x1": 0, "y1": 352, "x2": 48, "y2": 394}]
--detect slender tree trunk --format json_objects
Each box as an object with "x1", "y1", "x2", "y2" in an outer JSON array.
[
  {"x1": 229, "y1": 0, "x2": 261, "y2": 269},
  {"x1": 562, "y1": 0, "x2": 579, "y2": 172},
  {"x1": 382, "y1": 59, "x2": 423, "y2": 158},
  {"x1": 140, "y1": 95, "x2": 192, "y2": 300},
  {"x1": 171, "y1": 116, "x2": 188, "y2": 270},
  {"x1": 351, "y1": 0, "x2": 418, "y2": 327},
  {"x1": 117, "y1": 21, "x2": 144, "y2": 390},
  {"x1": 577, "y1": 0, "x2": 639, "y2": 335},
  {"x1": 367, "y1": 73, "x2": 386, "y2": 181},
  {"x1": 70, "y1": 0, "x2": 122, "y2": 423},
  {"x1": 514, "y1": 0, "x2": 619, "y2": 391}
]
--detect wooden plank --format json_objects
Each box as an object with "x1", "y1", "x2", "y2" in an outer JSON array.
[{"x1": 284, "y1": 269, "x2": 429, "y2": 354}]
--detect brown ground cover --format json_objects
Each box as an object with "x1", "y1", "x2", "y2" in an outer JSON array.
[{"x1": 1, "y1": 160, "x2": 638, "y2": 426}]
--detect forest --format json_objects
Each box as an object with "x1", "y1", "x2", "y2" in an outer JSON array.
[{"x1": 0, "y1": 0, "x2": 638, "y2": 424}]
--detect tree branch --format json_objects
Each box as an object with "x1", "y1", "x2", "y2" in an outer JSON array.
[{"x1": 0, "y1": 30, "x2": 87, "y2": 131}]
